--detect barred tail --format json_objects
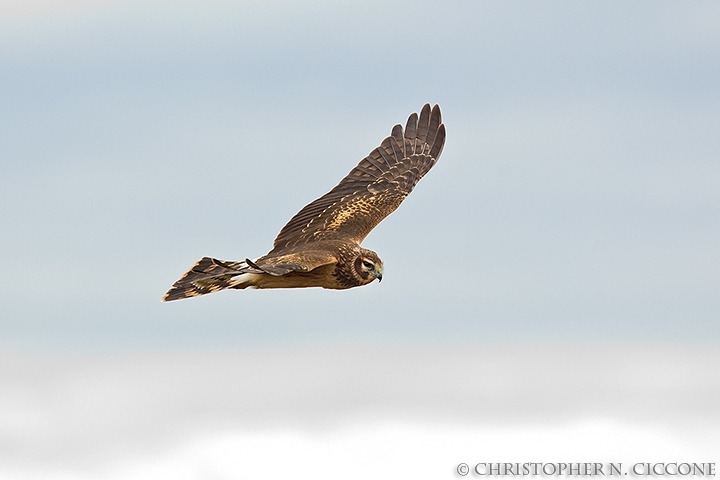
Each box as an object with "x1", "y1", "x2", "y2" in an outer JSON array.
[{"x1": 162, "y1": 257, "x2": 259, "y2": 301}]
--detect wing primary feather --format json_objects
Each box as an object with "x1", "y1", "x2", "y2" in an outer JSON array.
[
  {"x1": 389, "y1": 134, "x2": 403, "y2": 163},
  {"x1": 391, "y1": 124, "x2": 405, "y2": 157},
  {"x1": 416, "y1": 103, "x2": 432, "y2": 145},
  {"x1": 429, "y1": 123, "x2": 446, "y2": 159},
  {"x1": 426, "y1": 104, "x2": 442, "y2": 148},
  {"x1": 404, "y1": 112, "x2": 418, "y2": 143}
]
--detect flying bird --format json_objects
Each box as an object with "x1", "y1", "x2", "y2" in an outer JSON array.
[{"x1": 163, "y1": 104, "x2": 446, "y2": 301}]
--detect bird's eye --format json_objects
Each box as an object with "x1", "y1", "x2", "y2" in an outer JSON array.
[{"x1": 362, "y1": 260, "x2": 374, "y2": 270}]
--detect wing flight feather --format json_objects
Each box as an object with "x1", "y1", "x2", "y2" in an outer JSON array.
[{"x1": 255, "y1": 249, "x2": 338, "y2": 276}]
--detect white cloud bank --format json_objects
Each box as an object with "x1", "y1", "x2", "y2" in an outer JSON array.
[{"x1": 1, "y1": 344, "x2": 718, "y2": 479}]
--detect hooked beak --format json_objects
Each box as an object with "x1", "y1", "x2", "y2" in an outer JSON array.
[{"x1": 377, "y1": 273, "x2": 382, "y2": 283}]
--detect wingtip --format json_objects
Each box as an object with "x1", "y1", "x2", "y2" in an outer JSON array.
[
  {"x1": 161, "y1": 289, "x2": 178, "y2": 302},
  {"x1": 430, "y1": 104, "x2": 442, "y2": 124}
]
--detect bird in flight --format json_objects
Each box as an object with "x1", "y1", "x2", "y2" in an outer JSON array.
[{"x1": 163, "y1": 104, "x2": 446, "y2": 301}]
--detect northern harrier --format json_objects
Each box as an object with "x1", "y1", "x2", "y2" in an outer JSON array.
[{"x1": 163, "y1": 104, "x2": 445, "y2": 301}]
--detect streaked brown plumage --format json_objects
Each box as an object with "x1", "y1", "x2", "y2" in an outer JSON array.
[{"x1": 163, "y1": 104, "x2": 446, "y2": 301}]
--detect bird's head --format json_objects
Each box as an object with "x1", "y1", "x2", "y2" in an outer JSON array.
[{"x1": 354, "y1": 249, "x2": 383, "y2": 284}]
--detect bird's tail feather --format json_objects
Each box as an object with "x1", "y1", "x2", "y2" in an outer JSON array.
[{"x1": 162, "y1": 257, "x2": 260, "y2": 301}]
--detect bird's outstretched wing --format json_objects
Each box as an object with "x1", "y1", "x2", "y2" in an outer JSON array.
[
  {"x1": 270, "y1": 104, "x2": 445, "y2": 253},
  {"x1": 251, "y1": 249, "x2": 338, "y2": 276}
]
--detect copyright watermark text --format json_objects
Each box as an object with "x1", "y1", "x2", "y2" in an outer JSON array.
[{"x1": 455, "y1": 463, "x2": 716, "y2": 477}]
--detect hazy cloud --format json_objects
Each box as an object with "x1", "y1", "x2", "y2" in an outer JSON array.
[{"x1": 1, "y1": 344, "x2": 719, "y2": 477}]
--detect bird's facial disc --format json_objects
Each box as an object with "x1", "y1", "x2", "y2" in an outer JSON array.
[{"x1": 355, "y1": 255, "x2": 383, "y2": 283}]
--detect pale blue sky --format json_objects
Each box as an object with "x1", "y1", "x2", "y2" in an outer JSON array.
[{"x1": 1, "y1": 0, "x2": 719, "y2": 353}]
